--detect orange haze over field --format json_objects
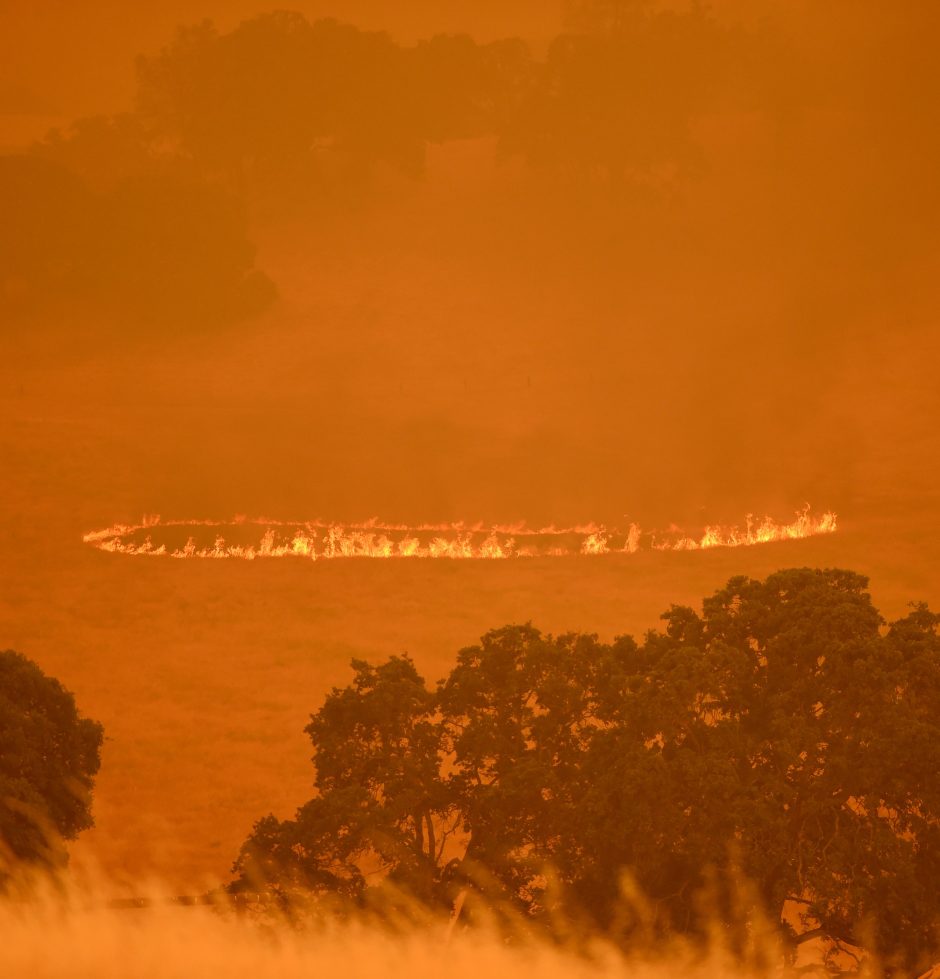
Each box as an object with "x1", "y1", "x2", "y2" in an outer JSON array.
[{"x1": 1, "y1": 0, "x2": 939, "y2": 902}]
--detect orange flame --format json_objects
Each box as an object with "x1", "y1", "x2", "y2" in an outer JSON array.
[{"x1": 82, "y1": 506, "x2": 837, "y2": 561}]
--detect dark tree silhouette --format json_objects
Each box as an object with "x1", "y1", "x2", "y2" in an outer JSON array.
[
  {"x1": 134, "y1": 13, "x2": 530, "y2": 186},
  {"x1": 569, "y1": 570, "x2": 940, "y2": 972},
  {"x1": 436, "y1": 623, "x2": 620, "y2": 907},
  {"x1": 408, "y1": 34, "x2": 530, "y2": 144},
  {"x1": 31, "y1": 113, "x2": 175, "y2": 191},
  {"x1": 502, "y1": 6, "x2": 728, "y2": 180},
  {"x1": 233, "y1": 656, "x2": 457, "y2": 906},
  {"x1": 232, "y1": 570, "x2": 940, "y2": 972},
  {"x1": 564, "y1": 0, "x2": 654, "y2": 36},
  {"x1": 0, "y1": 651, "x2": 104, "y2": 875}
]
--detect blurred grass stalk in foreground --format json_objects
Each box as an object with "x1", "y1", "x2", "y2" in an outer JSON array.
[{"x1": 0, "y1": 869, "x2": 886, "y2": 979}]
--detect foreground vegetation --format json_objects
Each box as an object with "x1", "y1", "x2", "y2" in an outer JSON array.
[
  {"x1": 0, "y1": 650, "x2": 102, "y2": 876},
  {"x1": 3, "y1": 567, "x2": 938, "y2": 975},
  {"x1": 0, "y1": 880, "x2": 833, "y2": 979},
  {"x1": 232, "y1": 568, "x2": 940, "y2": 974}
]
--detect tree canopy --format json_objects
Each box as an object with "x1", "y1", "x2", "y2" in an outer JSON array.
[
  {"x1": 233, "y1": 569, "x2": 940, "y2": 973},
  {"x1": 134, "y1": 14, "x2": 530, "y2": 183},
  {"x1": 8, "y1": 5, "x2": 939, "y2": 336},
  {"x1": 0, "y1": 650, "x2": 104, "y2": 876}
]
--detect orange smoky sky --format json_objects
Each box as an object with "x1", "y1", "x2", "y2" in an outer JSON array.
[{"x1": 0, "y1": 0, "x2": 938, "y2": 889}]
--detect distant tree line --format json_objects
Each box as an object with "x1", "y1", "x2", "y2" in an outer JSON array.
[
  {"x1": 3, "y1": 3, "x2": 938, "y2": 333},
  {"x1": 132, "y1": 14, "x2": 529, "y2": 183},
  {"x1": 1, "y1": 12, "x2": 530, "y2": 332},
  {"x1": 40, "y1": 7, "x2": 729, "y2": 189},
  {"x1": 232, "y1": 568, "x2": 940, "y2": 975},
  {"x1": 0, "y1": 5, "x2": 746, "y2": 331}
]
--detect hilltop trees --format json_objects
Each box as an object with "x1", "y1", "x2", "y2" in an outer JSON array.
[
  {"x1": 4, "y1": 12, "x2": 531, "y2": 331},
  {"x1": 7, "y1": 4, "x2": 939, "y2": 341},
  {"x1": 233, "y1": 569, "x2": 940, "y2": 972},
  {"x1": 25, "y1": 5, "x2": 739, "y2": 197},
  {"x1": 134, "y1": 13, "x2": 530, "y2": 185},
  {"x1": 0, "y1": 651, "x2": 104, "y2": 876},
  {"x1": 501, "y1": 5, "x2": 728, "y2": 180}
]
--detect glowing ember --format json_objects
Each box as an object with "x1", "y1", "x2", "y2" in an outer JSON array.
[{"x1": 82, "y1": 506, "x2": 838, "y2": 561}]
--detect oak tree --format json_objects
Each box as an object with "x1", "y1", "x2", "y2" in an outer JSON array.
[
  {"x1": 234, "y1": 655, "x2": 455, "y2": 904},
  {"x1": 233, "y1": 570, "x2": 940, "y2": 971},
  {"x1": 0, "y1": 650, "x2": 104, "y2": 875}
]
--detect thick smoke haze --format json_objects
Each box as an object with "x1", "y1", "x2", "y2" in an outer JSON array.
[{"x1": 1, "y1": 0, "x2": 938, "y2": 901}]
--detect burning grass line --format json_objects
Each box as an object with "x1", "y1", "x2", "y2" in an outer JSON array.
[{"x1": 81, "y1": 506, "x2": 837, "y2": 562}]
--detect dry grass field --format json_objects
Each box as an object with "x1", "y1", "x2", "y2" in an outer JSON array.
[
  {"x1": 2, "y1": 180, "x2": 938, "y2": 889},
  {"x1": 4, "y1": 11, "x2": 940, "y2": 979},
  {"x1": 2, "y1": 285, "x2": 937, "y2": 893},
  {"x1": 1, "y1": 98, "x2": 938, "y2": 898}
]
